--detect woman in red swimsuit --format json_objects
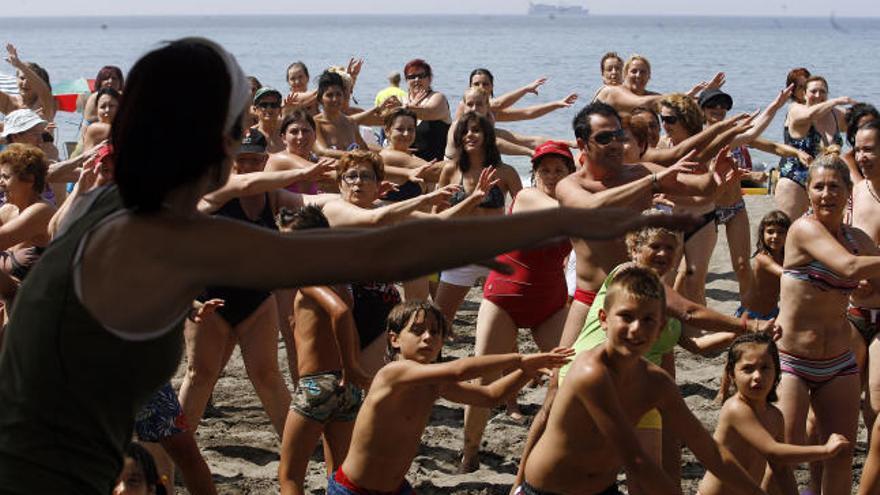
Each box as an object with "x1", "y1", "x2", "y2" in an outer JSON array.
[{"x1": 459, "y1": 141, "x2": 575, "y2": 472}]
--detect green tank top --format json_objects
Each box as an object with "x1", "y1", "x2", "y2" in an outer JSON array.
[
  {"x1": 559, "y1": 264, "x2": 681, "y2": 385},
  {"x1": 0, "y1": 186, "x2": 184, "y2": 494}
]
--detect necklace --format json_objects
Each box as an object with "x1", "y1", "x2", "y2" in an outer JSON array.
[{"x1": 868, "y1": 180, "x2": 880, "y2": 205}]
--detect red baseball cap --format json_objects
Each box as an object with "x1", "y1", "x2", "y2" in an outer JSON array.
[{"x1": 531, "y1": 140, "x2": 574, "y2": 167}]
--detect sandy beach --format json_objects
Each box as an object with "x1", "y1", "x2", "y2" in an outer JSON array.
[{"x1": 172, "y1": 193, "x2": 869, "y2": 494}]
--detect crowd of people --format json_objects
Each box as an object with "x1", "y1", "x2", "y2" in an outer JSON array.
[{"x1": 0, "y1": 37, "x2": 879, "y2": 495}]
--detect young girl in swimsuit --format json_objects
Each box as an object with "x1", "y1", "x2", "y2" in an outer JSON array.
[
  {"x1": 698, "y1": 333, "x2": 848, "y2": 495},
  {"x1": 774, "y1": 152, "x2": 880, "y2": 494},
  {"x1": 737, "y1": 210, "x2": 790, "y2": 321}
]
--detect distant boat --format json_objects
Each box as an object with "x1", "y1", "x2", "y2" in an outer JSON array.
[{"x1": 527, "y1": 2, "x2": 589, "y2": 16}]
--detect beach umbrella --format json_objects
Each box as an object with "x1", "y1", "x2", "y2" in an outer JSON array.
[{"x1": 53, "y1": 77, "x2": 95, "y2": 113}]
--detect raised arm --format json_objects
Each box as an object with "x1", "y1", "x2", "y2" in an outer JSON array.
[
  {"x1": 661, "y1": 378, "x2": 767, "y2": 495},
  {"x1": 494, "y1": 93, "x2": 578, "y2": 122},
  {"x1": 323, "y1": 185, "x2": 456, "y2": 227},
  {"x1": 173, "y1": 202, "x2": 699, "y2": 292},
  {"x1": 406, "y1": 91, "x2": 450, "y2": 122},
  {"x1": 729, "y1": 404, "x2": 846, "y2": 466},
  {"x1": 5, "y1": 44, "x2": 54, "y2": 120},
  {"x1": 729, "y1": 85, "x2": 793, "y2": 149},
  {"x1": 490, "y1": 77, "x2": 546, "y2": 110},
  {"x1": 198, "y1": 161, "x2": 335, "y2": 213},
  {"x1": 789, "y1": 96, "x2": 856, "y2": 130},
  {"x1": 642, "y1": 117, "x2": 736, "y2": 166},
  {"x1": 750, "y1": 138, "x2": 811, "y2": 165}
]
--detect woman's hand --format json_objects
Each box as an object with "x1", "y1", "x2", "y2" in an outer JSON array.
[
  {"x1": 346, "y1": 57, "x2": 364, "y2": 80},
  {"x1": 407, "y1": 160, "x2": 443, "y2": 185},
  {"x1": 526, "y1": 77, "x2": 548, "y2": 95},
  {"x1": 470, "y1": 167, "x2": 501, "y2": 199},
  {"x1": 4, "y1": 43, "x2": 22, "y2": 68},
  {"x1": 306, "y1": 157, "x2": 337, "y2": 182},
  {"x1": 189, "y1": 299, "x2": 225, "y2": 323},
  {"x1": 557, "y1": 93, "x2": 579, "y2": 108},
  {"x1": 428, "y1": 184, "x2": 462, "y2": 207}
]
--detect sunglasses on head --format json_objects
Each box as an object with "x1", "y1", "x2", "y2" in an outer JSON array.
[
  {"x1": 256, "y1": 101, "x2": 281, "y2": 109},
  {"x1": 592, "y1": 128, "x2": 626, "y2": 145},
  {"x1": 660, "y1": 114, "x2": 679, "y2": 126}
]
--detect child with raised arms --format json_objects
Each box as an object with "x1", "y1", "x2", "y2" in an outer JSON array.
[
  {"x1": 276, "y1": 205, "x2": 372, "y2": 495},
  {"x1": 329, "y1": 300, "x2": 573, "y2": 495},
  {"x1": 520, "y1": 265, "x2": 765, "y2": 495},
  {"x1": 698, "y1": 333, "x2": 848, "y2": 494}
]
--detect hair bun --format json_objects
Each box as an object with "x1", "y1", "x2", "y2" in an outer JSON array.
[{"x1": 820, "y1": 144, "x2": 842, "y2": 158}]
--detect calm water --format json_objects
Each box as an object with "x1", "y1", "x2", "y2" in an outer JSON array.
[{"x1": 2, "y1": 14, "x2": 879, "y2": 173}]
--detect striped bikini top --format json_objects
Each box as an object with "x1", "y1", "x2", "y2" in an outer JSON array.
[{"x1": 783, "y1": 224, "x2": 860, "y2": 293}]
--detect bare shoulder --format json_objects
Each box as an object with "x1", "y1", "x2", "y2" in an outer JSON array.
[{"x1": 555, "y1": 173, "x2": 592, "y2": 204}]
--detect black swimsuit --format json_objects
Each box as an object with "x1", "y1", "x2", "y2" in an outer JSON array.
[
  {"x1": 448, "y1": 169, "x2": 505, "y2": 209},
  {"x1": 199, "y1": 195, "x2": 276, "y2": 327}
]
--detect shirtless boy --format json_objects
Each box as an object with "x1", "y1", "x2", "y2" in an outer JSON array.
[
  {"x1": 328, "y1": 300, "x2": 573, "y2": 495},
  {"x1": 277, "y1": 205, "x2": 372, "y2": 495},
  {"x1": 520, "y1": 265, "x2": 765, "y2": 495}
]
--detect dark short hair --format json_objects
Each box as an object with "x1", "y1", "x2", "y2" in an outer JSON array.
[
  {"x1": 600, "y1": 51, "x2": 622, "y2": 71},
  {"x1": 286, "y1": 61, "x2": 309, "y2": 80},
  {"x1": 276, "y1": 205, "x2": 328, "y2": 231},
  {"x1": 382, "y1": 107, "x2": 417, "y2": 131},
  {"x1": 385, "y1": 300, "x2": 449, "y2": 362},
  {"x1": 317, "y1": 70, "x2": 345, "y2": 103},
  {"x1": 572, "y1": 101, "x2": 621, "y2": 142},
  {"x1": 722, "y1": 333, "x2": 781, "y2": 403},
  {"x1": 785, "y1": 67, "x2": 810, "y2": 101},
  {"x1": 280, "y1": 109, "x2": 315, "y2": 136},
  {"x1": 453, "y1": 112, "x2": 501, "y2": 173},
  {"x1": 95, "y1": 87, "x2": 121, "y2": 103},
  {"x1": 846, "y1": 103, "x2": 880, "y2": 146},
  {"x1": 25, "y1": 62, "x2": 51, "y2": 91},
  {"x1": 112, "y1": 39, "x2": 239, "y2": 212},
  {"x1": 124, "y1": 443, "x2": 165, "y2": 495},
  {"x1": 94, "y1": 65, "x2": 124, "y2": 92},
  {"x1": 468, "y1": 68, "x2": 494, "y2": 95}
]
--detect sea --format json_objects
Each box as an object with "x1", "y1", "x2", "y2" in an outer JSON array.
[{"x1": 2, "y1": 14, "x2": 879, "y2": 175}]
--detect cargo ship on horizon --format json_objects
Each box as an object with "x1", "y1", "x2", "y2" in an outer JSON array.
[{"x1": 527, "y1": 2, "x2": 589, "y2": 16}]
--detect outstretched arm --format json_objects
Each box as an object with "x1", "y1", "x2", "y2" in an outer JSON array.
[
  {"x1": 5, "y1": 44, "x2": 55, "y2": 120},
  {"x1": 729, "y1": 85, "x2": 793, "y2": 149},
  {"x1": 661, "y1": 379, "x2": 767, "y2": 494},
  {"x1": 494, "y1": 93, "x2": 578, "y2": 122},
  {"x1": 789, "y1": 96, "x2": 856, "y2": 129},
  {"x1": 491, "y1": 77, "x2": 547, "y2": 110},
  {"x1": 198, "y1": 161, "x2": 335, "y2": 213},
  {"x1": 176, "y1": 204, "x2": 699, "y2": 292},
  {"x1": 440, "y1": 348, "x2": 574, "y2": 406}
]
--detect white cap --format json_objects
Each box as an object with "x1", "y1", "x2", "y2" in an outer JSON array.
[{"x1": 0, "y1": 109, "x2": 47, "y2": 138}]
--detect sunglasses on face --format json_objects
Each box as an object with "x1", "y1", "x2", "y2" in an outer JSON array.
[
  {"x1": 703, "y1": 102, "x2": 729, "y2": 110},
  {"x1": 592, "y1": 128, "x2": 626, "y2": 145},
  {"x1": 256, "y1": 101, "x2": 281, "y2": 109},
  {"x1": 341, "y1": 172, "x2": 377, "y2": 184},
  {"x1": 405, "y1": 72, "x2": 428, "y2": 81},
  {"x1": 660, "y1": 114, "x2": 679, "y2": 126}
]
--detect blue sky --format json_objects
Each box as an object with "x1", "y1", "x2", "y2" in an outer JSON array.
[{"x1": 3, "y1": 0, "x2": 878, "y2": 17}]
